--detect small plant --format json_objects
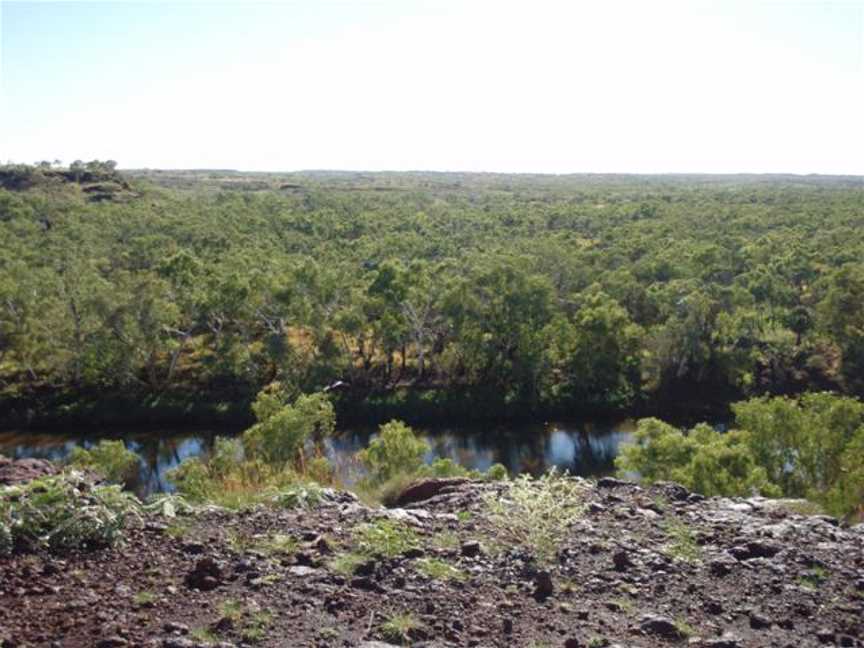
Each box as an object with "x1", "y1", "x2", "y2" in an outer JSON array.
[
  {"x1": 189, "y1": 627, "x2": 218, "y2": 645},
  {"x1": 0, "y1": 473, "x2": 140, "y2": 554},
  {"x1": 483, "y1": 469, "x2": 586, "y2": 564},
  {"x1": 241, "y1": 609, "x2": 273, "y2": 643},
  {"x1": 429, "y1": 530, "x2": 460, "y2": 551},
  {"x1": 353, "y1": 518, "x2": 419, "y2": 558},
  {"x1": 68, "y1": 440, "x2": 139, "y2": 486},
  {"x1": 379, "y1": 612, "x2": 423, "y2": 645},
  {"x1": 415, "y1": 557, "x2": 465, "y2": 581},
  {"x1": 663, "y1": 519, "x2": 701, "y2": 563},
  {"x1": 328, "y1": 551, "x2": 367, "y2": 576},
  {"x1": 133, "y1": 590, "x2": 157, "y2": 607},
  {"x1": 256, "y1": 533, "x2": 298, "y2": 557},
  {"x1": 269, "y1": 482, "x2": 325, "y2": 509},
  {"x1": 163, "y1": 520, "x2": 190, "y2": 539},
  {"x1": 798, "y1": 565, "x2": 830, "y2": 590},
  {"x1": 674, "y1": 618, "x2": 695, "y2": 638}
]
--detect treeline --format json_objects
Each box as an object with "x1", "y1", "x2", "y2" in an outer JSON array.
[{"x1": 1, "y1": 163, "x2": 863, "y2": 424}]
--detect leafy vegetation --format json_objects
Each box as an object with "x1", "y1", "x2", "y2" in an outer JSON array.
[
  {"x1": 3, "y1": 165, "x2": 864, "y2": 428},
  {"x1": 483, "y1": 469, "x2": 586, "y2": 564},
  {"x1": 68, "y1": 439, "x2": 139, "y2": 486},
  {"x1": 617, "y1": 392, "x2": 864, "y2": 518},
  {"x1": 0, "y1": 472, "x2": 140, "y2": 555}
]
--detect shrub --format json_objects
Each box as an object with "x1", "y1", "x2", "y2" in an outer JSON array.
[
  {"x1": 68, "y1": 440, "x2": 139, "y2": 486},
  {"x1": 483, "y1": 469, "x2": 586, "y2": 564},
  {"x1": 0, "y1": 473, "x2": 140, "y2": 554},
  {"x1": 615, "y1": 419, "x2": 779, "y2": 497},
  {"x1": 484, "y1": 463, "x2": 509, "y2": 481},
  {"x1": 356, "y1": 420, "x2": 429, "y2": 483},
  {"x1": 618, "y1": 393, "x2": 864, "y2": 517},
  {"x1": 243, "y1": 390, "x2": 335, "y2": 469},
  {"x1": 353, "y1": 518, "x2": 419, "y2": 558}
]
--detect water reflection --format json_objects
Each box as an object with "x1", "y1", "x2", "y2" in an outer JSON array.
[{"x1": 0, "y1": 419, "x2": 636, "y2": 497}]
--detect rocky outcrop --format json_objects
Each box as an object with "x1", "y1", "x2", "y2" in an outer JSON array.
[
  {"x1": 0, "y1": 456, "x2": 57, "y2": 485},
  {"x1": 1, "y1": 477, "x2": 862, "y2": 647}
]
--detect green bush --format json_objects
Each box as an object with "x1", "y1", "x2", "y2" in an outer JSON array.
[
  {"x1": 68, "y1": 440, "x2": 139, "y2": 486},
  {"x1": 484, "y1": 463, "x2": 509, "y2": 481},
  {"x1": 0, "y1": 473, "x2": 140, "y2": 554},
  {"x1": 243, "y1": 390, "x2": 335, "y2": 469},
  {"x1": 616, "y1": 419, "x2": 778, "y2": 498},
  {"x1": 356, "y1": 420, "x2": 429, "y2": 483},
  {"x1": 617, "y1": 393, "x2": 864, "y2": 518},
  {"x1": 483, "y1": 469, "x2": 586, "y2": 564}
]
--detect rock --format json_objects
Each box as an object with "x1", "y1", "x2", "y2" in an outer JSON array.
[
  {"x1": 180, "y1": 541, "x2": 205, "y2": 555},
  {"x1": 709, "y1": 558, "x2": 735, "y2": 577},
  {"x1": 612, "y1": 549, "x2": 634, "y2": 572},
  {"x1": 288, "y1": 566, "x2": 318, "y2": 577},
  {"x1": 533, "y1": 570, "x2": 554, "y2": 601},
  {"x1": 357, "y1": 643, "x2": 401, "y2": 648},
  {"x1": 597, "y1": 477, "x2": 630, "y2": 489},
  {"x1": 162, "y1": 622, "x2": 189, "y2": 635},
  {"x1": 393, "y1": 478, "x2": 471, "y2": 506},
  {"x1": 0, "y1": 458, "x2": 57, "y2": 485},
  {"x1": 816, "y1": 629, "x2": 835, "y2": 644},
  {"x1": 96, "y1": 638, "x2": 128, "y2": 648},
  {"x1": 703, "y1": 633, "x2": 743, "y2": 648},
  {"x1": 749, "y1": 612, "x2": 772, "y2": 629},
  {"x1": 655, "y1": 481, "x2": 690, "y2": 501},
  {"x1": 729, "y1": 541, "x2": 782, "y2": 560},
  {"x1": 184, "y1": 557, "x2": 222, "y2": 591},
  {"x1": 640, "y1": 614, "x2": 685, "y2": 640},
  {"x1": 564, "y1": 639, "x2": 583, "y2": 648},
  {"x1": 461, "y1": 540, "x2": 482, "y2": 557},
  {"x1": 350, "y1": 576, "x2": 386, "y2": 593},
  {"x1": 502, "y1": 618, "x2": 513, "y2": 635},
  {"x1": 163, "y1": 640, "x2": 196, "y2": 648}
]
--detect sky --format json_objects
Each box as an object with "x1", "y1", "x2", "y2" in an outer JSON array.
[{"x1": 1, "y1": 0, "x2": 863, "y2": 174}]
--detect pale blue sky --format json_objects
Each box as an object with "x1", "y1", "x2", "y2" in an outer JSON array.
[{"x1": 1, "y1": 0, "x2": 863, "y2": 173}]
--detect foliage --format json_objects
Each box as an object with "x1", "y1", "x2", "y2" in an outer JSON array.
[
  {"x1": 0, "y1": 472, "x2": 140, "y2": 554},
  {"x1": 5, "y1": 166, "x2": 863, "y2": 425},
  {"x1": 379, "y1": 612, "x2": 423, "y2": 646},
  {"x1": 415, "y1": 557, "x2": 465, "y2": 581},
  {"x1": 356, "y1": 420, "x2": 429, "y2": 483},
  {"x1": 618, "y1": 392, "x2": 864, "y2": 517},
  {"x1": 482, "y1": 469, "x2": 586, "y2": 564},
  {"x1": 616, "y1": 418, "x2": 779, "y2": 498},
  {"x1": 352, "y1": 518, "x2": 420, "y2": 558},
  {"x1": 68, "y1": 439, "x2": 139, "y2": 486}
]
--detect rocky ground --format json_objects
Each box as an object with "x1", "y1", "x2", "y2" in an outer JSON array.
[{"x1": 1, "y1": 470, "x2": 862, "y2": 648}]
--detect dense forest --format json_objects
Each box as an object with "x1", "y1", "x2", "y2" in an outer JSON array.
[{"x1": 1, "y1": 162, "x2": 863, "y2": 426}]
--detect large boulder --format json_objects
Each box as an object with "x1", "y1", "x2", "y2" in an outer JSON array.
[{"x1": 392, "y1": 478, "x2": 471, "y2": 506}]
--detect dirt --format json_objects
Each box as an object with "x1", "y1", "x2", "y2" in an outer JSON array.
[{"x1": 1, "y1": 477, "x2": 862, "y2": 648}]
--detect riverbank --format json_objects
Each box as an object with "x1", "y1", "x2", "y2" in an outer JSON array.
[
  {"x1": 2, "y1": 472, "x2": 862, "y2": 647},
  {"x1": 0, "y1": 383, "x2": 732, "y2": 433}
]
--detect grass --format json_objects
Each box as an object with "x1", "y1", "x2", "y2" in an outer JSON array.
[
  {"x1": 328, "y1": 552, "x2": 368, "y2": 576},
  {"x1": 482, "y1": 469, "x2": 586, "y2": 565},
  {"x1": 190, "y1": 627, "x2": 218, "y2": 645},
  {"x1": 133, "y1": 591, "x2": 157, "y2": 607},
  {"x1": 415, "y1": 557, "x2": 465, "y2": 581},
  {"x1": 429, "y1": 530, "x2": 460, "y2": 551},
  {"x1": 674, "y1": 618, "x2": 695, "y2": 638},
  {"x1": 215, "y1": 599, "x2": 273, "y2": 643},
  {"x1": 663, "y1": 519, "x2": 701, "y2": 563},
  {"x1": 255, "y1": 533, "x2": 298, "y2": 557},
  {"x1": 798, "y1": 565, "x2": 830, "y2": 590},
  {"x1": 163, "y1": 521, "x2": 190, "y2": 539},
  {"x1": 353, "y1": 518, "x2": 420, "y2": 558},
  {"x1": 379, "y1": 612, "x2": 423, "y2": 645}
]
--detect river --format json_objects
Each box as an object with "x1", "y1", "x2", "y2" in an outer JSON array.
[{"x1": 0, "y1": 419, "x2": 637, "y2": 496}]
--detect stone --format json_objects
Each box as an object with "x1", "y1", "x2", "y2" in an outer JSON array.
[
  {"x1": 96, "y1": 638, "x2": 128, "y2": 648},
  {"x1": 729, "y1": 541, "x2": 782, "y2": 560},
  {"x1": 393, "y1": 478, "x2": 471, "y2": 506},
  {"x1": 185, "y1": 557, "x2": 222, "y2": 591},
  {"x1": 288, "y1": 566, "x2": 318, "y2": 578},
  {"x1": 461, "y1": 540, "x2": 482, "y2": 557},
  {"x1": 597, "y1": 477, "x2": 630, "y2": 489},
  {"x1": 162, "y1": 622, "x2": 189, "y2": 635},
  {"x1": 703, "y1": 633, "x2": 743, "y2": 648},
  {"x1": 0, "y1": 458, "x2": 57, "y2": 485},
  {"x1": 612, "y1": 549, "x2": 634, "y2": 572},
  {"x1": 533, "y1": 570, "x2": 554, "y2": 601},
  {"x1": 749, "y1": 612, "x2": 772, "y2": 629},
  {"x1": 640, "y1": 614, "x2": 685, "y2": 639}
]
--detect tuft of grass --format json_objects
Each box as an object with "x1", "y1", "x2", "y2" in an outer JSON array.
[
  {"x1": 415, "y1": 557, "x2": 465, "y2": 581},
  {"x1": 663, "y1": 519, "x2": 701, "y2": 563},
  {"x1": 163, "y1": 520, "x2": 190, "y2": 539},
  {"x1": 379, "y1": 612, "x2": 423, "y2": 645},
  {"x1": 190, "y1": 627, "x2": 218, "y2": 645},
  {"x1": 255, "y1": 533, "x2": 298, "y2": 557},
  {"x1": 133, "y1": 591, "x2": 157, "y2": 607},
  {"x1": 674, "y1": 618, "x2": 695, "y2": 638},
  {"x1": 353, "y1": 518, "x2": 419, "y2": 558},
  {"x1": 482, "y1": 469, "x2": 586, "y2": 565},
  {"x1": 429, "y1": 530, "x2": 460, "y2": 551},
  {"x1": 241, "y1": 609, "x2": 273, "y2": 643},
  {"x1": 328, "y1": 552, "x2": 368, "y2": 576},
  {"x1": 798, "y1": 565, "x2": 830, "y2": 590}
]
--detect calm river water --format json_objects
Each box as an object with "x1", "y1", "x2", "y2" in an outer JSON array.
[{"x1": 0, "y1": 419, "x2": 636, "y2": 496}]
